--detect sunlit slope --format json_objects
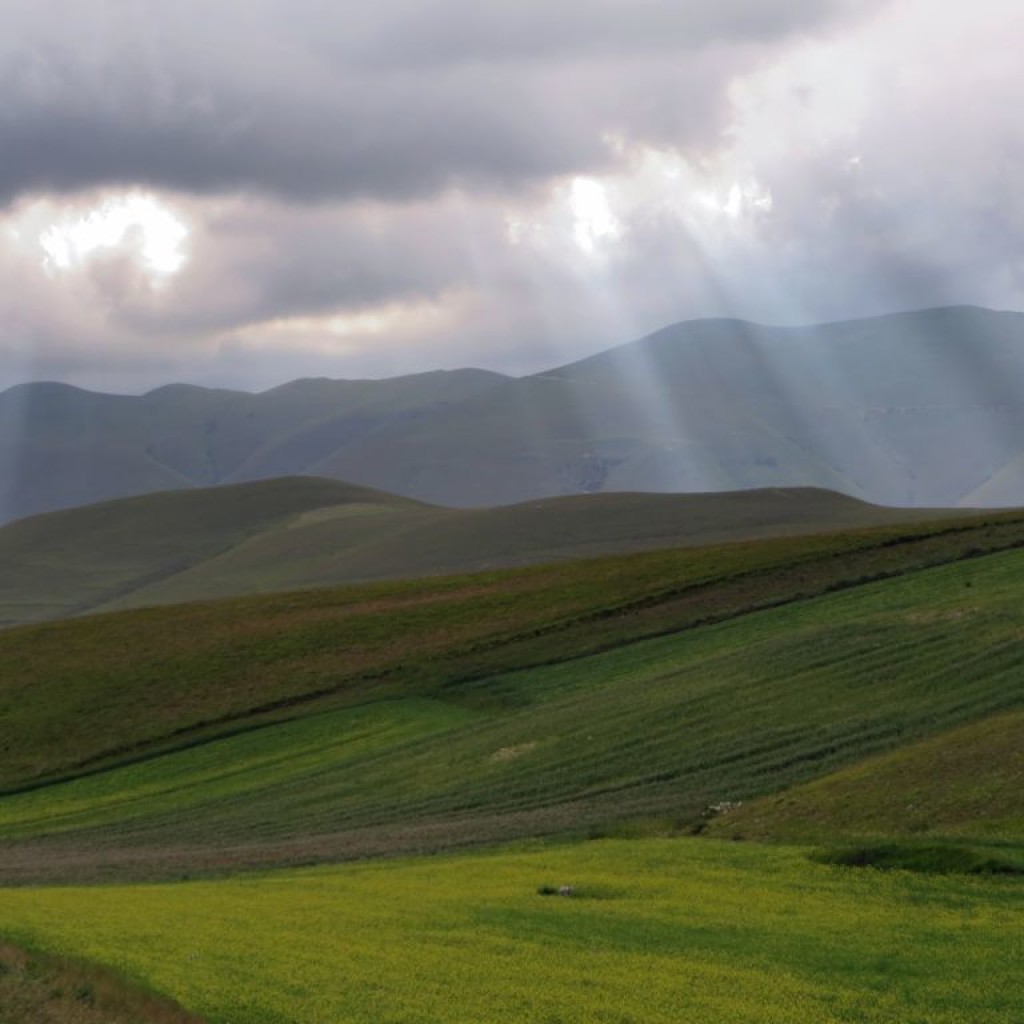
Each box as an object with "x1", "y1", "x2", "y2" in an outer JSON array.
[
  {"x1": 95, "y1": 486, "x2": 956, "y2": 614},
  {"x1": 308, "y1": 306, "x2": 1024, "y2": 507},
  {"x1": 1, "y1": 841, "x2": 1020, "y2": 1024},
  {"x1": 0, "y1": 477, "x2": 423, "y2": 625},
  {"x1": 704, "y1": 709, "x2": 1024, "y2": 844},
  {"x1": 308, "y1": 364, "x2": 866, "y2": 506},
  {"x1": 4, "y1": 510, "x2": 1023, "y2": 794},
  {"x1": 960, "y1": 449, "x2": 1024, "y2": 507},
  {"x1": 3, "y1": 536, "x2": 1024, "y2": 878}
]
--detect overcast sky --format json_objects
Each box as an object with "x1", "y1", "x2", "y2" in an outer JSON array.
[{"x1": 1, "y1": 0, "x2": 1021, "y2": 393}]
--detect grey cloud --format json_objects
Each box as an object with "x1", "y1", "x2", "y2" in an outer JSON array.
[
  {"x1": 8, "y1": 0, "x2": 1023, "y2": 401},
  {"x1": 113, "y1": 194, "x2": 507, "y2": 337},
  {"x1": 322, "y1": 0, "x2": 869, "y2": 68},
  {"x1": 0, "y1": 0, "x2": 879, "y2": 205}
]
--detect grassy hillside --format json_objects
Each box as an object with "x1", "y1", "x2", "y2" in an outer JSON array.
[
  {"x1": 0, "y1": 481, "x2": 961, "y2": 626},
  {"x1": 0, "y1": 477, "x2": 420, "y2": 625},
  {"x1": 3, "y1": 515, "x2": 1024, "y2": 883},
  {"x1": 4, "y1": 506, "x2": 1024, "y2": 1023},
  {"x1": 705, "y1": 708, "x2": 1024, "y2": 844},
  {"x1": 4, "y1": 508, "x2": 1024, "y2": 793},
  {"x1": 1, "y1": 839, "x2": 1021, "y2": 1024},
  {"x1": 87, "y1": 485, "x2": 963, "y2": 616}
]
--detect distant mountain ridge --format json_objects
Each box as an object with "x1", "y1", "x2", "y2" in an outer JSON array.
[
  {"x1": 3, "y1": 305, "x2": 1024, "y2": 521},
  {"x1": 0, "y1": 369, "x2": 507, "y2": 522}
]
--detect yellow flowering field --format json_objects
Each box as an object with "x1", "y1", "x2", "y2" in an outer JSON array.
[{"x1": 1, "y1": 838, "x2": 1020, "y2": 1023}]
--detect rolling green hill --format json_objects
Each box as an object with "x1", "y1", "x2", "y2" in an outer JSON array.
[
  {"x1": 3, "y1": 506, "x2": 1024, "y2": 884},
  {"x1": 3, "y1": 506, "x2": 1024, "y2": 1024},
  {"x1": 0, "y1": 479, "x2": 965, "y2": 627},
  {"x1": 0, "y1": 477, "x2": 423, "y2": 625}
]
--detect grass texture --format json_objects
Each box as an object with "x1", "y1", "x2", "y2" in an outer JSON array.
[
  {"x1": 3, "y1": 508, "x2": 1024, "y2": 793},
  {"x1": 705, "y1": 709, "x2": 1024, "y2": 844},
  {"x1": 1, "y1": 838, "x2": 1022, "y2": 1024},
  {"x1": 2, "y1": 544, "x2": 1023, "y2": 880},
  {"x1": 0, "y1": 479, "x2": 955, "y2": 627}
]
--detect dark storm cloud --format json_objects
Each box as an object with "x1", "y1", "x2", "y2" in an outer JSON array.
[{"x1": 0, "y1": 0, "x2": 874, "y2": 206}]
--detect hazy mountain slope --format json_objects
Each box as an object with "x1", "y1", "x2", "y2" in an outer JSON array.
[
  {"x1": 0, "y1": 369, "x2": 506, "y2": 523},
  {"x1": 958, "y1": 450, "x2": 1024, "y2": 507},
  {"x1": 0, "y1": 383, "x2": 196, "y2": 524},
  {"x1": 311, "y1": 306, "x2": 1024, "y2": 507},
  {"x1": 309, "y1": 366, "x2": 869, "y2": 505},
  {"x1": 4, "y1": 306, "x2": 1024, "y2": 519},
  {"x1": 221, "y1": 371, "x2": 509, "y2": 483},
  {"x1": 0, "y1": 477, "x2": 420, "y2": 626}
]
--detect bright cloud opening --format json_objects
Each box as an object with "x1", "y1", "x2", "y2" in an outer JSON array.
[
  {"x1": 37, "y1": 193, "x2": 189, "y2": 280},
  {"x1": 569, "y1": 177, "x2": 621, "y2": 253},
  {"x1": 696, "y1": 180, "x2": 774, "y2": 221}
]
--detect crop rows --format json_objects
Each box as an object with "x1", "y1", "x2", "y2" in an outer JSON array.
[{"x1": 3, "y1": 545, "x2": 1023, "y2": 874}]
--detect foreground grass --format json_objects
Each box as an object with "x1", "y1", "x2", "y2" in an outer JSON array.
[
  {"x1": 4, "y1": 509, "x2": 1024, "y2": 791},
  {"x1": 1, "y1": 838, "x2": 1021, "y2": 1024}
]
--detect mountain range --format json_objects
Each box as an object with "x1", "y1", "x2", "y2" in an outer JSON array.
[{"x1": 3, "y1": 304, "x2": 1024, "y2": 523}]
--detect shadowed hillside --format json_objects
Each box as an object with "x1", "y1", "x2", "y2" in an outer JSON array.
[
  {"x1": 0, "y1": 477, "x2": 424, "y2": 625},
  {"x1": 0, "y1": 479, "x2": 961, "y2": 626}
]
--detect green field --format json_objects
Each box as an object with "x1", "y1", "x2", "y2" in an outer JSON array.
[
  {"x1": 3, "y1": 503, "x2": 1024, "y2": 1022},
  {"x1": 706, "y1": 708, "x2": 1024, "y2": 844},
  {"x1": 3, "y1": 537, "x2": 1024, "y2": 884},
  {"x1": 5, "y1": 507, "x2": 1024, "y2": 794},
  {"x1": 1, "y1": 839, "x2": 1021, "y2": 1024},
  {"x1": 0, "y1": 478, "x2": 957, "y2": 627}
]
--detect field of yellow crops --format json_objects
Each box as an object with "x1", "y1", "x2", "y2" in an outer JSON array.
[{"x1": 1, "y1": 838, "x2": 1021, "y2": 1024}]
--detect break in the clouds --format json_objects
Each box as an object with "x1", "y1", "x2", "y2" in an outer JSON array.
[{"x1": 1, "y1": 0, "x2": 1022, "y2": 392}]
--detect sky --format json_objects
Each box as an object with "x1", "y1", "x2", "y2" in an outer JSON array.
[{"x1": 1, "y1": 0, "x2": 1022, "y2": 393}]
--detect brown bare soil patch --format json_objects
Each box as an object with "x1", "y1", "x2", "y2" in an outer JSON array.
[{"x1": 0, "y1": 942, "x2": 205, "y2": 1023}]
